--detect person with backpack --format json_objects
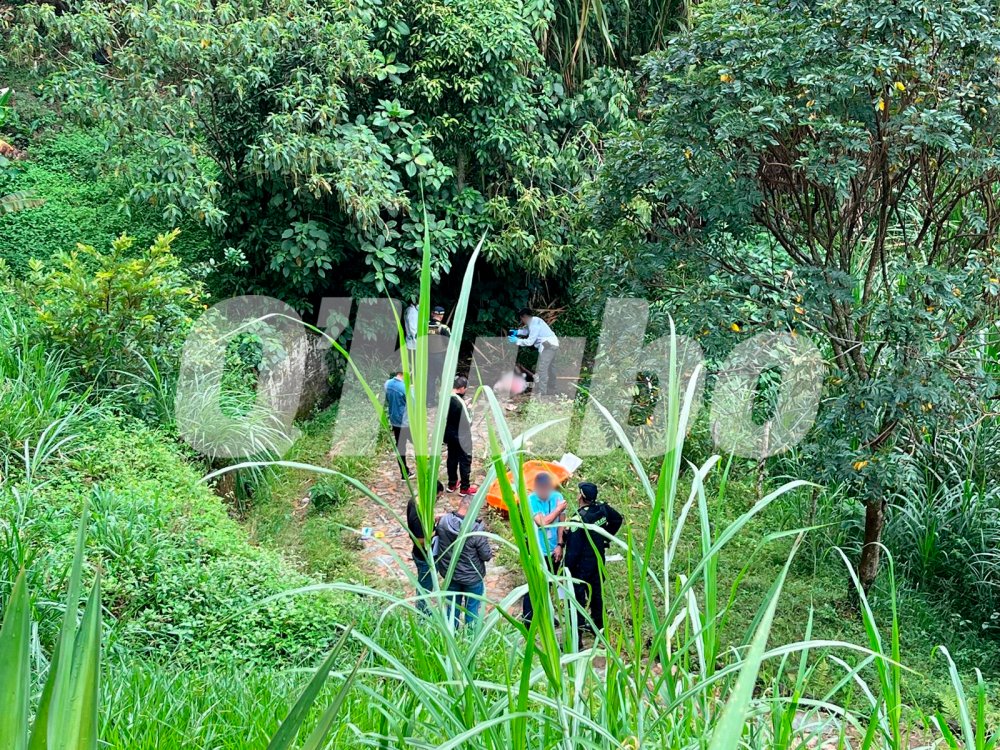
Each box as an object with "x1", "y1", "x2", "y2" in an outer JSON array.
[
  {"x1": 435, "y1": 493, "x2": 493, "y2": 627},
  {"x1": 563, "y1": 482, "x2": 623, "y2": 633}
]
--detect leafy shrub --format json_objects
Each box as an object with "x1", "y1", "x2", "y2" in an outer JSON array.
[
  {"x1": 309, "y1": 477, "x2": 349, "y2": 513},
  {"x1": 0, "y1": 127, "x2": 215, "y2": 276},
  {"x1": 25, "y1": 229, "x2": 206, "y2": 388}
]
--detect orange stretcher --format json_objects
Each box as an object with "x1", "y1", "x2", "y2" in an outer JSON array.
[{"x1": 485, "y1": 460, "x2": 572, "y2": 512}]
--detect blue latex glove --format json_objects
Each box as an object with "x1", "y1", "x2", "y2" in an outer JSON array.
[{"x1": 507, "y1": 334, "x2": 519, "y2": 344}]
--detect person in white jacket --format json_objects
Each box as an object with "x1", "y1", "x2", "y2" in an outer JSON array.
[
  {"x1": 403, "y1": 300, "x2": 419, "y2": 374},
  {"x1": 512, "y1": 308, "x2": 560, "y2": 395}
]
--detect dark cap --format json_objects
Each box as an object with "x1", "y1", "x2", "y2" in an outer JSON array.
[
  {"x1": 579, "y1": 482, "x2": 598, "y2": 502},
  {"x1": 432, "y1": 305, "x2": 446, "y2": 313}
]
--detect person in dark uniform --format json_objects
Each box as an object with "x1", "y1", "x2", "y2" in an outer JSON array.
[
  {"x1": 445, "y1": 376, "x2": 477, "y2": 495},
  {"x1": 427, "y1": 305, "x2": 450, "y2": 404},
  {"x1": 563, "y1": 482, "x2": 623, "y2": 633}
]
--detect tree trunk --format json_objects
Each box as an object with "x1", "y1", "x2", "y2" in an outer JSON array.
[{"x1": 857, "y1": 499, "x2": 886, "y2": 594}]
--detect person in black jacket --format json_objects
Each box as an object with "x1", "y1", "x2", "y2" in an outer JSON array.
[
  {"x1": 445, "y1": 376, "x2": 477, "y2": 495},
  {"x1": 406, "y1": 481, "x2": 444, "y2": 612},
  {"x1": 427, "y1": 305, "x2": 451, "y2": 404},
  {"x1": 563, "y1": 482, "x2": 623, "y2": 632},
  {"x1": 435, "y1": 494, "x2": 493, "y2": 627}
]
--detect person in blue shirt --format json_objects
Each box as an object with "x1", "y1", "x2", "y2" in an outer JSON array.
[
  {"x1": 521, "y1": 472, "x2": 566, "y2": 625},
  {"x1": 384, "y1": 370, "x2": 411, "y2": 479}
]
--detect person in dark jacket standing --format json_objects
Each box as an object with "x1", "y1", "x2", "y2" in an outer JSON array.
[
  {"x1": 427, "y1": 305, "x2": 450, "y2": 404},
  {"x1": 563, "y1": 482, "x2": 623, "y2": 632},
  {"x1": 445, "y1": 376, "x2": 477, "y2": 495},
  {"x1": 407, "y1": 482, "x2": 444, "y2": 613},
  {"x1": 435, "y1": 494, "x2": 493, "y2": 627}
]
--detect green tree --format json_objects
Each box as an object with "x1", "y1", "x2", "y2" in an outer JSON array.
[
  {"x1": 11, "y1": 0, "x2": 643, "y2": 306},
  {"x1": 594, "y1": 0, "x2": 1000, "y2": 591},
  {"x1": 11, "y1": 0, "x2": 440, "y2": 304}
]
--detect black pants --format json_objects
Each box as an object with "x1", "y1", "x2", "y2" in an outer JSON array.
[
  {"x1": 391, "y1": 425, "x2": 411, "y2": 478},
  {"x1": 571, "y1": 565, "x2": 605, "y2": 631},
  {"x1": 521, "y1": 554, "x2": 559, "y2": 626},
  {"x1": 428, "y1": 352, "x2": 446, "y2": 404},
  {"x1": 445, "y1": 436, "x2": 471, "y2": 491}
]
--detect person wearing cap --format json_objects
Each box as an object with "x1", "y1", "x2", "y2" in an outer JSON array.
[
  {"x1": 521, "y1": 472, "x2": 566, "y2": 625},
  {"x1": 563, "y1": 482, "x2": 623, "y2": 633},
  {"x1": 511, "y1": 308, "x2": 560, "y2": 396},
  {"x1": 427, "y1": 305, "x2": 451, "y2": 403}
]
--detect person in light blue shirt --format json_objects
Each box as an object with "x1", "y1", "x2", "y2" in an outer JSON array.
[
  {"x1": 384, "y1": 371, "x2": 411, "y2": 479},
  {"x1": 521, "y1": 472, "x2": 566, "y2": 625}
]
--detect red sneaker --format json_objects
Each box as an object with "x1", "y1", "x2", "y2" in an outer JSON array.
[
  {"x1": 459, "y1": 485, "x2": 479, "y2": 496},
  {"x1": 446, "y1": 483, "x2": 458, "y2": 493}
]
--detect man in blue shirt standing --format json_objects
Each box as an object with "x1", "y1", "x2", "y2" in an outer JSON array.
[
  {"x1": 384, "y1": 370, "x2": 411, "y2": 479},
  {"x1": 521, "y1": 472, "x2": 566, "y2": 625}
]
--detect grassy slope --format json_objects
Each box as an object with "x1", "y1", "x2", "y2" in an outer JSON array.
[
  {"x1": 246, "y1": 405, "x2": 379, "y2": 582},
  {"x1": 570, "y1": 445, "x2": 1000, "y2": 720},
  {"x1": 250, "y1": 396, "x2": 1000, "y2": 718},
  {"x1": 0, "y1": 68, "x2": 213, "y2": 276},
  {"x1": 3, "y1": 413, "x2": 360, "y2": 665}
]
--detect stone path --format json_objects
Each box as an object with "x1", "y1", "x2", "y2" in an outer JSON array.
[{"x1": 337, "y1": 401, "x2": 522, "y2": 610}]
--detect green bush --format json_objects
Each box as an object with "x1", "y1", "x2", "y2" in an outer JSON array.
[
  {"x1": 26, "y1": 230, "x2": 206, "y2": 382},
  {"x1": 308, "y1": 477, "x2": 349, "y2": 514}
]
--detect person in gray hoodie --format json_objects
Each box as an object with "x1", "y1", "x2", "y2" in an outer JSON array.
[{"x1": 434, "y1": 495, "x2": 493, "y2": 627}]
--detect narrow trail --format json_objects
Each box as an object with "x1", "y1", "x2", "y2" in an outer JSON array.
[{"x1": 336, "y1": 400, "x2": 522, "y2": 610}]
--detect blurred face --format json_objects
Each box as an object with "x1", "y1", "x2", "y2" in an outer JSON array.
[
  {"x1": 535, "y1": 478, "x2": 552, "y2": 499},
  {"x1": 520, "y1": 314, "x2": 531, "y2": 325},
  {"x1": 432, "y1": 310, "x2": 444, "y2": 321}
]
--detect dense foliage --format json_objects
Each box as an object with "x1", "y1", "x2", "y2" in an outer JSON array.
[
  {"x1": 10, "y1": 0, "x2": 638, "y2": 308},
  {"x1": 593, "y1": 0, "x2": 1000, "y2": 588},
  {"x1": 4, "y1": 0, "x2": 1000, "y2": 744}
]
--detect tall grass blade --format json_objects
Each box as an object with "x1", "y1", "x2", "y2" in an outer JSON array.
[
  {"x1": 299, "y1": 649, "x2": 367, "y2": 750},
  {"x1": 267, "y1": 628, "x2": 353, "y2": 750},
  {"x1": 708, "y1": 535, "x2": 802, "y2": 750},
  {"x1": 0, "y1": 570, "x2": 30, "y2": 750}
]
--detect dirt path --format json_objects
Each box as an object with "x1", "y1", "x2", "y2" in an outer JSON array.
[{"x1": 337, "y1": 402, "x2": 522, "y2": 609}]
